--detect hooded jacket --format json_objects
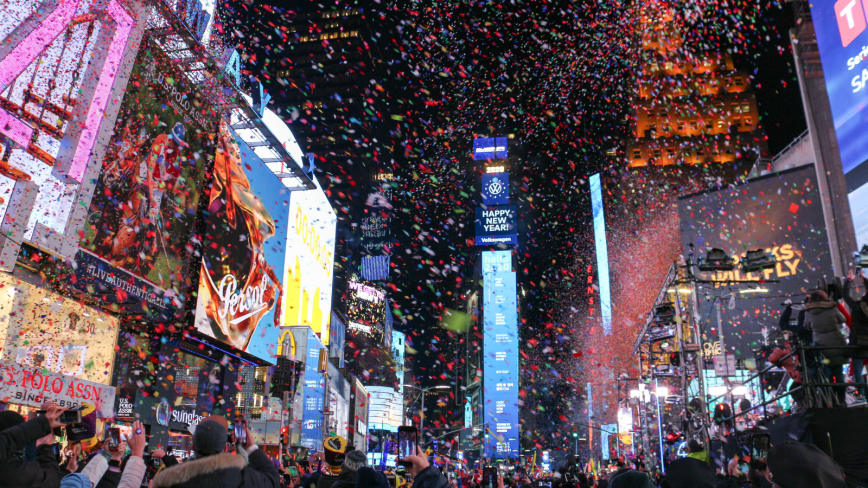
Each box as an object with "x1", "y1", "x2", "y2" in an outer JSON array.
[
  {"x1": 803, "y1": 301, "x2": 848, "y2": 365},
  {"x1": 152, "y1": 449, "x2": 279, "y2": 488},
  {"x1": 0, "y1": 415, "x2": 67, "y2": 488}
]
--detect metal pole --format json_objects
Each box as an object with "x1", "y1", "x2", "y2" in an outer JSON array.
[
  {"x1": 420, "y1": 388, "x2": 426, "y2": 436},
  {"x1": 716, "y1": 296, "x2": 734, "y2": 418},
  {"x1": 655, "y1": 378, "x2": 666, "y2": 475}
]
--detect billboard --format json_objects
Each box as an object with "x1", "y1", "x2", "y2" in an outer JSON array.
[
  {"x1": 284, "y1": 177, "x2": 337, "y2": 345},
  {"x1": 482, "y1": 251, "x2": 519, "y2": 458},
  {"x1": 392, "y1": 331, "x2": 406, "y2": 394},
  {"x1": 481, "y1": 172, "x2": 510, "y2": 205},
  {"x1": 192, "y1": 123, "x2": 289, "y2": 361},
  {"x1": 590, "y1": 174, "x2": 612, "y2": 335},
  {"x1": 473, "y1": 137, "x2": 508, "y2": 160},
  {"x1": 809, "y1": 0, "x2": 868, "y2": 176},
  {"x1": 347, "y1": 281, "x2": 387, "y2": 343},
  {"x1": 78, "y1": 38, "x2": 216, "y2": 320},
  {"x1": 475, "y1": 206, "x2": 518, "y2": 246},
  {"x1": 301, "y1": 332, "x2": 326, "y2": 449},
  {"x1": 678, "y1": 166, "x2": 834, "y2": 359}
]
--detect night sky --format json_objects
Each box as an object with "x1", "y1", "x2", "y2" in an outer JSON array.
[{"x1": 220, "y1": 0, "x2": 806, "y2": 451}]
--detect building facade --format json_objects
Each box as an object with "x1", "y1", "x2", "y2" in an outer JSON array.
[{"x1": 628, "y1": 6, "x2": 766, "y2": 167}]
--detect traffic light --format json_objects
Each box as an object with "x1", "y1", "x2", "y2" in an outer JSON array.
[
  {"x1": 572, "y1": 432, "x2": 578, "y2": 438},
  {"x1": 280, "y1": 426, "x2": 289, "y2": 446}
]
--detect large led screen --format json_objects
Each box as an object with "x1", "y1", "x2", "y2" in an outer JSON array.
[
  {"x1": 473, "y1": 137, "x2": 508, "y2": 160},
  {"x1": 475, "y1": 206, "x2": 518, "y2": 246},
  {"x1": 79, "y1": 38, "x2": 216, "y2": 320},
  {"x1": 193, "y1": 124, "x2": 289, "y2": 361},
  {"x1": 810, "y1": 0, "x2": 868, "y2": 175},
  {"x1": 677, "y1": 165, "x2": 834, "y2": 359},
  {"x1": 482, "y1": 251, "x2": 519, "y2": 458},
  {"x1": 301, "y1": 332, "x2": 325, "y2": 449},
  {"x1": 284, "y1": 179, "x2": 336, "y2": 345}
]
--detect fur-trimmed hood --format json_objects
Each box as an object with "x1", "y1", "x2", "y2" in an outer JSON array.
[
  {"x1": 153, "y1": 453, "x2": 246, "y2": 488},
  {"x1": 804, "y1": 300, "x2": 838, "y2": 311}
]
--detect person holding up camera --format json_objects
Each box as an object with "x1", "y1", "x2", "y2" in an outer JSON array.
[{"x1": 0, "y1": 402, "x2": 68, "y2": 488}]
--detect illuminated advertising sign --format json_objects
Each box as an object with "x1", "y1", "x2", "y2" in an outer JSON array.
[
  {"x1": 481, "y1": 250, "x2": 511, "y2": 273},
  {"x1": 601, "y1": 423, "x2": 617, "y2": 460},
  {"x1": 809, "y1": 1, "x2": 868, "y2": 176},
  {"x1": 482, "y1": 251, "x2": 518, "y2": 458},
  {"x1": 347, "y1": 281, "x2": 387, "y2": 343},
  {"x1": 678, "y1": 166, "x2": 834, "y2": 358},
  {"x1": 481, "y1": 172, "x2": 510, "y2": 205},
  {"x1": 367, "y1": 386, "x2": 403, "y2": 432},
  {"x1": 193, "y1": 125, "x2": 289, "y2": 361},
  {"x1": 392, "y1": 331, "x2": 406, "y2": 393},
  {"x1": 473, "y1": 137, "x2": 508, "y2": 160},
  {"x1": 79, "y1": 38, "x2": 217, "y2": 320},
  {"x1": 301, "y1": 332, "x2": 325, "y2": 449},
  {"x1": 284, "y1": 177, "x2": 337, "y2": 345},
  {"x1": 590, "y1": 174, "x2": 612, "y2": 335},
  {"x1": 474, "y1": 206, "x2": 518, "y2": 246}
]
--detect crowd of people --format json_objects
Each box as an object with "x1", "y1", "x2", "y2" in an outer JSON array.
[{"x1": 0, "y1": 400, "x2": 855, "y2": 488}]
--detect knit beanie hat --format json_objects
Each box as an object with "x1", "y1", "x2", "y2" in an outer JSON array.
[
  {"x1": 343, "y1": 450, "x2": 368, "y2": 472},
  {"x1": 323, "y1": 435, "x2": 348, "y2": 467},
  {"x1": 60, "y1": 473, "x2": 90, "y2": 488},
  {"x1": 193, "y1": 418, "x2": 228, "y2": 456}
]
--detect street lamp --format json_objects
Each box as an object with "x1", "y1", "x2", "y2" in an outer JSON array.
[{"x1": 405, "y1": 385, "x2": 450, "y2": 436}]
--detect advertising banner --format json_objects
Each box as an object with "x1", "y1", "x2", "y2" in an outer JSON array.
[
  {"x1": 79, "y1": 37, "x2": 217, "y2": 319},
  {"x1": 193, "y1": 124, "x2": 289, "y2": 361},
  {"x1": 347, "y1": 281, "x2": 387, "y2": 343},
  {"x1": 601, "y1": 423, "x2": 617, "y2": 460},
  {"x1": 284, "y1": 178, "x2": 336, "y2": 345},
  {"x1": 482, "y1": 253, "x2": 519, "y2": 458},
  {"x1": 301, "y1": 332, "x2": 325, "y2": 449},
  {"x1": 481, "y1": 172, "x2": 510, "y2": 205},
  {"x1": 473, "y1": 137, "x2": 508, "y2": 160},
  {"x1": 0, "y1": 360, "x2": 116, "y2": 417},
  {"x1": 475, "y1": 206, "x2": 518, "y2": 246},
  {"x1": 678, "y1": 166, "x2": 834, "y2": 358},
  {"x1": 0, "y1": 273, "x2": 120, "y2": 386},
  {"x1": 809, "y1": 0, "x2": 868, "y2": 176}
]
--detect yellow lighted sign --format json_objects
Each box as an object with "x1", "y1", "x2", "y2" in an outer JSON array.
[{"x1": 486, "y1": 166, "x2": 505, "y2": 173}]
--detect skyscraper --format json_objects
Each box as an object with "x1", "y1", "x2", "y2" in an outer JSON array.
[{"x1": 627, "y1": 6, "x2": 767, "y2": 168}]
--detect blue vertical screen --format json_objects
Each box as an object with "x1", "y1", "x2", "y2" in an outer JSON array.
[
  {"x1": 590, "y1": 174, "x2": 612, "y2": 335},
  {"x1": 482, "y1": 252, "x2": 519, "y2": 458},
  {"x1": 301, "y1": 332, "x2": 325, "y2": 449}
]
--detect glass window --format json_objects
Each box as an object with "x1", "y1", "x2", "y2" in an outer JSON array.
[{"x1": 174, "y1": 351, "x2": 221, "y2": 411}]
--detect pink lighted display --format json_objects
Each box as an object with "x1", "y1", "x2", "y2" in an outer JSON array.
[
  {"x1": 68, "y1": 0, "x2": 134, "y2": 182},
  {"x1": 0, "y1": 0, "x2": 81, "y2": 92},
  {"x1": 0, "y1": 107, "x2": 34, "y2": 147},
  {"x1": 0, "y1": 0, "x2": 134, "y2": 183},
  {"x1": 0, "y1": 0, "x2": 82, "y2": 147}
]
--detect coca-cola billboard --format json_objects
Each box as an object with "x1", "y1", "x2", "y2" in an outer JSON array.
[{"x1": 192, "y1": 121, "x2": 290, "y2": 362}]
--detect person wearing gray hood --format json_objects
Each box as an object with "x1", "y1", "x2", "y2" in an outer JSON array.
[{"x1": 803, "y1": 289, "x2": 848, "y2": 403}]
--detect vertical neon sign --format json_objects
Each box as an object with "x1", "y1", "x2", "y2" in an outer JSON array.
[{"x1": 590, "y1": 174, "x2": 612, "y2": 335}]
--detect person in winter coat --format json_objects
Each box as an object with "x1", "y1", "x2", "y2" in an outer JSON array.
[
  {"x1": 844, "y1": 270, "x2": 868, "y2": 399},
  {"x1": 152, "y1": 416, "x2": 279, "y2": 488},
  {"x1": 685, "y1": 440, "x2": 711, "y2": 466},
  {"x1": 355, "y1": 467, "x2": 390, "y2": 488},
  {"x1": 803, "y1": 290, "x2": 849, "y2": 403},
  {"x1": 0, "y1": 402, "x2": 69, "y2": 488},
  {"x1": 398, "y1": 445, "x2": 450, "y2": 488},
  {"x1": 311, "y1": 436, "x2": 349, "y2": 488},
  {"x1": 327, "y1": 450, "x2": 366, "y2": 488}
]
